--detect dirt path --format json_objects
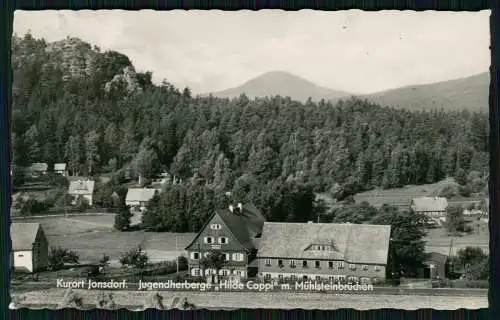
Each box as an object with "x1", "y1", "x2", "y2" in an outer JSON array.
[{"x1": 11, "y1": 288, "x2": 488, "y2": 310}]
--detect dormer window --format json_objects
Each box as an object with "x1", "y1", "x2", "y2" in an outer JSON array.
[
  {"x1": 210, "y1": 224, "x2": 222, "y2": 230},
  {"x1": 204, "y1": 236, "x2": 215, "y2": 244},
  {"x1": 308, "y1": 244, "x2": 334, "y2": 251}
]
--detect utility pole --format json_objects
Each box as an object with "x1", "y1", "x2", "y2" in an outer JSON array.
[{"x1": 176, "y1": 235, "x2": 179, "y2": 275}]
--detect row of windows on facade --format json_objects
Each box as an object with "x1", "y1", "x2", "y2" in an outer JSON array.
[
  {"x1": 190, "y1": 268, "x2": 245, "y2": 277},
  {"x1": 203, "y1": 236, "x2": 228, "y2": 244},
  {"x1": 262, "y1": 273, "x2": 380, "y2": 283},
  {"x1": 263, "y1": 259, "x2": 381, "y2": 271},
  {"x1": 190, "y1": 252, "x2": 245, "y2": 261}
]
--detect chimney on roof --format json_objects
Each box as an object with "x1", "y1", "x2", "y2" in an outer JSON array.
[{"x1": 229, "y1": 205, "x2": 234, "y2": 213}]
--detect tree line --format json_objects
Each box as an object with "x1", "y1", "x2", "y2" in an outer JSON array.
[{"x1": 11, "y1": 33, "x2": 488, "y2": 199}]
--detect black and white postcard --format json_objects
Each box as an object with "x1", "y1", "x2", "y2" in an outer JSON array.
[{"x1": 9, "y1": 9, "x2": 490, "y2": 310}]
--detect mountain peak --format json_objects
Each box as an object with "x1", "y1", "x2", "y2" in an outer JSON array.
[{"x1": 210, "y1": 71, "x2": 350, "y2": 102}]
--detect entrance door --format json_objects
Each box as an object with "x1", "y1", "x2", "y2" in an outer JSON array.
[{"x1": 423, "y1": 267, "x2": 430, "y2": 278}]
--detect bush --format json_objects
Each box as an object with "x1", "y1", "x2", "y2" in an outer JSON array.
[
  {"x1": 48, "y1": 247, "x2": 80, "y2": 270},
  {"x1": 55, "y1": 194, "x2": 74, "y2": 207},
  {"x1": 114, "y1": 202, "x2": 133, "y2": 231},
  {"x1": 436, "y1": 183, "x2": 459, "y2": 198},
  {"x1": 458, "y1": 184, "x2": 473, "y2": 197},
  {"x1": 12, "y1": 170, "x2": 26, "y2": 189},
  {"x1": 457, "y1": 223, "x2": 473, "y2": 233},
  {"x1": 20, "y1": 198, "x2": 51, "y2": 216},
  {"x1": 173, "y1": 274, "x2": 205, "y2": 283},
  {"x1": 75, "y1": 196, "x2": 90, "y2": 212},
  {"x1": 142, "y1": 256, "x2": 188, "y2": 277},
  {"x1": 119, "y1": 246, "x2": 149, "y2": 270},
  {"x1": 454, "y1": 168, "x2": 468, "y2": 186},
  {"x1": 46, "y1": 174, "x2": 70, "y2": 187},
  {"x1": 435, "y1": 279, "x2": 488, "y2": 289}
]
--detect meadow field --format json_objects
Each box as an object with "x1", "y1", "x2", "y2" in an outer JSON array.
[
  {"x1": 424, "y1": 226, "x2": 489, "y2": 255},
  {"x1": 352, "y1": 178, "x2": 485, "y2": 208},
  {"x1": 12, "y1": 214, "x2": 196, "y2": 265}
]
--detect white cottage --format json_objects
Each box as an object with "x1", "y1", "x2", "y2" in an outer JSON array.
[
  {"x1": 53, "y1": 163, "x2": 68, "y2": 176},
  {"x1": 125, "y1": 188, "x2": 160, "y2": 213},
  {"x1": 411, "y1": 196, "x2": 448, "y2": 217},
  {"x1": 29, "y1": 163, "x2": 48, "y2": 177},
  {"x1": 11, "y1": 223, "x2": 49, "y2": 273},
  {"x1": 68, "y1": 180, "x2": 95, "y2": 206}
]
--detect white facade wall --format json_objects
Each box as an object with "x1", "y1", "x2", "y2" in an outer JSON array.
[{"x1": 12, "y1": 250, "x2": 33, "y2": 272}]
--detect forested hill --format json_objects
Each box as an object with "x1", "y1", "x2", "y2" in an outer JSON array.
[
  {"x1": 11, "y1": 33, "x2": 489, "y2": 201},
  {"x1": 361, "y1": 72, "x2": 489, "y2": 112}
]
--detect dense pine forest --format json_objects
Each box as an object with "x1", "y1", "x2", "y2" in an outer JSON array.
[{"x1": 11, "y1": 33, "x2": 489, "y2": 225}]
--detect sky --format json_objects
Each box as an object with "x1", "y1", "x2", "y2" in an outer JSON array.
[{"x1": 13, "y1": 10, "x2": 490, "y2": 95}]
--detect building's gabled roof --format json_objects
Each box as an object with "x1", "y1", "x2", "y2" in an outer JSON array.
[
  {"x1": 425, "y1": 252, "x2": 448, "y2": 265},
  {"x1": 29, "y1": 163, "x2": 48, "y2": 172},
  {"x1": 411, "y1": 196, "x2": 448, "y2": 212},
  {"x1": 54, "y1": 163, "x2": 67, "y2": 171},
  {"x1": 11, "y1": 223, "x2": 42, "y2": 251},
  {"x1": 68, "y1": 180, "x2": 95, "y2": 195},
  {"x1": 185, "y1": 203, "x2": 266, "y2": 251},
  {"x1": 125, "y1": 188, "x2": 158, "y2": 203},
  {"x1": 257, "y1": 222, "x2": 392, "y2": 265}
]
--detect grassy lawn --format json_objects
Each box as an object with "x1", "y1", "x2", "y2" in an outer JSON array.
[
  {"x1": 351, "y1": 178, "x2": 485, "y2": 208},
  {"x1": 424, "y1": 221, "x2": 489, "y2": 255},
  {"x1": 12, "y1": 215, "x2": 196, "y2": 266}
]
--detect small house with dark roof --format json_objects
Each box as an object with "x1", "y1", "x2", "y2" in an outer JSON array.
[
  {"x1": 257, "y1": 222, "x2": 391, "y2": 284},
  {"x1": 10, "y1": 223, "x2": 49, "y2": 272},
  {"x1": 184, "y1": 203, "x2": 266, "y2": 282},
  {"x1": 68, "y1": 180, "x2": 95, "y2": 206},
  {"x1": 411, "y1": 196, "x2": 448, "y2": 217},
  {"x1": 421, "y1": 252, "x2": 448, "y2": 280},
  {"x1": 28, "y1": 162, "x2": 48, "y2": 177},
  {"x1": 53, "y1": 163, "x2": 68, "y2": 176}
]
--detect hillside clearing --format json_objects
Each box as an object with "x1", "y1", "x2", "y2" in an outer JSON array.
[{"x1": 352, "y1": 178, "x2": 485, "y2": 208}]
